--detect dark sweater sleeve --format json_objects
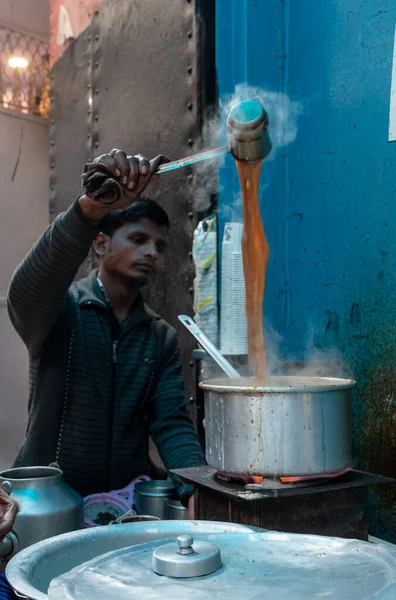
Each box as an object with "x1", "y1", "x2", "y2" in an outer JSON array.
[
  {"x1": 0, "y1": 574, "x2": 16, "y2": 600},
  {"x1": 147, "y1": 331, "x2": 206, "y2": 505},
  {"x1": 7, "y1": 200, "x2": 99, "y2": 357}
]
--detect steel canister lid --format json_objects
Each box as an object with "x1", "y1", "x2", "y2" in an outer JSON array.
[
  {"x1": 134, "y1": 480, "x2": 175, "y2": 497},
  {"x1": 152, "y1": 535, "x2": 222, "y2": 578}
]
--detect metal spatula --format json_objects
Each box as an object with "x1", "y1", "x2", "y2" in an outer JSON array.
[{"x1": 178, "y1": 315, "x2": 241, "y2": 379}]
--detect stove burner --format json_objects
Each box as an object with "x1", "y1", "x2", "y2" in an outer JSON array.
[
  {"x1": 216, "y1": 472, "x2": 263, "y2": 485},
  {"x1": 216, "y1": 468, "x2": 354, "y2": 492}
]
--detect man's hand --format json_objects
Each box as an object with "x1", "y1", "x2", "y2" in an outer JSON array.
[
  {"x1": 0, "y1": 489, "x2": 18, "y2": 541},
  {"x1": 79, "y1": 150, "x2": 170, "y2": 222}
]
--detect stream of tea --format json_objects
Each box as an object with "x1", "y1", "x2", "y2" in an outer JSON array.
[{"x1": 236, "y1": 159, "x2": 269, "y2": 380}]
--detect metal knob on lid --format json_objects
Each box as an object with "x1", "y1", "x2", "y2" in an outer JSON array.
[
  {"x1": 152, "y1": 535, "x2": 222, "y2": 578},
  {"x1": 177, "y1": 535, "x2": 194, "y2": 554}
]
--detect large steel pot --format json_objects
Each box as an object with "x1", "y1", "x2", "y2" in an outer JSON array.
[
  {"x1": 6, "y1": 521, "x2": 261, "y2": 599},
  {"x1": 0, "y1": 466, "x2": 83, "y2": 560},
  {"x1": 201, "y1": 376, "x2": 355, "y2": 476}
]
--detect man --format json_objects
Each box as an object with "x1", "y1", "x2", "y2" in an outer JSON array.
[{"x1": 7, "y1": 149, "x2": 205, "y2": 511}]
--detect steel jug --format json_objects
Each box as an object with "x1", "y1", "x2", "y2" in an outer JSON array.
[{"x1": 0, "y1": 465, "x2": 83, "y2": 560}]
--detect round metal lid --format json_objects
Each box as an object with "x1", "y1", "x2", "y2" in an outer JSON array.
[
  {"x1": 152, "y1": 535, "x2": 221, "y2": 578},
  {"x1": 48, "y1": 532, "x2": 396, "y2": 600}
]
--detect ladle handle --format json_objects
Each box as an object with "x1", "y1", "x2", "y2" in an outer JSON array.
[
  {"x1": 155, "y1": 146, "x2": 229, "y2": 174},
  {"x1": 178, "y1": 315, "x2": 241, "y2": 379}
]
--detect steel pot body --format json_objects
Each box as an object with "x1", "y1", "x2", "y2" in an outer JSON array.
[
  {"x1": 0, "y1": 466, "x2": 83, "y2": 558},
  {"x1": 201, "y1": 377, "x2": 355, "y2": 476},
  {"x1": 134, "y1": 481, "x2": 175, "y2": 519},
  {"x1": 6, "y1": 521, "x2": 262, "y2": 599}
]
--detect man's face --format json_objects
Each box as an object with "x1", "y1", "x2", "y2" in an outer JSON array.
[{"x1": 98, "y1": 217, "x2": 167, "y2": 287}]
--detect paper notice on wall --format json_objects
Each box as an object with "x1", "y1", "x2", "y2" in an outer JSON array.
[
  {"x1": 389, "y1": 24, "x2": 396, "y2": 141},
  {"x1": 57, "y1": 5, "x2": 75, "y2": 46}
]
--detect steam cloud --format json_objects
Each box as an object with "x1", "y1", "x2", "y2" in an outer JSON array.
[
  {"x1": 264, "y1": 325, "x2": 353, "y2": 380},
  {"x1": 221, "y1": 83, "x2": 303, "y2": 153},
  {"x1": 205, "y1": 323, "x2": 353, "y2": 382}
]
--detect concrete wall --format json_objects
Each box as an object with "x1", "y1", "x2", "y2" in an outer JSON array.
[
  {"x1": 0, "y1": 108, "x2": 49, "y2": 470},
  {"x1": 0, "y1": 0, "x2": 49, "y2": 40}
]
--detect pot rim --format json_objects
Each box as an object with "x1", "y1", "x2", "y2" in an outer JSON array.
[
  {"x1": 200, "y1": 376, "x2": 356, "y2": 394},
  {"x1": 0, "y1": 466, "x2": 62, "y2": 483}
]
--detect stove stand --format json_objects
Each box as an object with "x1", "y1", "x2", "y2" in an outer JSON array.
[{"x1": 172, "y1": 466, "x2": 393, "y2": 541}]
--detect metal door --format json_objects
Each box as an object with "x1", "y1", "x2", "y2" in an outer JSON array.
[{"x1": 50, "y1": 0, "x2": 216, "y2": 419}]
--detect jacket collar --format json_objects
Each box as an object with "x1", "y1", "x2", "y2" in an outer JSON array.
[{"x1": 75, "y1": 269, "x2": 160, "y2": 325}]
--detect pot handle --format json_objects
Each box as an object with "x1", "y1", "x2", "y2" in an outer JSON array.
[
  {"x1": 49, "y1": 462, "x2": 60, "y2": 469},
  {"x1": 112, "y1": 509, "x2": 137, "y2": 524},
  {"x1": 1, "y1": 480, "x2": 12, "y2": 495},
  {"x1": 0, "y1": 532, "x2": 19, "y2": 561}
]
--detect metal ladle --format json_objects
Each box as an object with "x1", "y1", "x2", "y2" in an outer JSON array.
[
  {"x1": 156, "y1": 99, "x2": 271, "y2": 174},
  {"x1": 178, "y1": 315, "x2": 241, "y2": 379},
  {"x1": 87, "y1": 100, "x2": 271, "y2": 203}
]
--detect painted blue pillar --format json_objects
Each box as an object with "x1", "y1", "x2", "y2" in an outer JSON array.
[{"x1": 216, "y1": 0, "x2": 396, "y2": 541}]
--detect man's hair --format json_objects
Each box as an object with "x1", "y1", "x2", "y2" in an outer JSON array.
[{"x1": 100, "y1": 197, "x2": 170, "y2": 237}]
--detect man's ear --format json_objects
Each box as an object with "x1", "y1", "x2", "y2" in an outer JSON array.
[{"x1": 94, "y1": 232, "x2": 110, "y2": 257}]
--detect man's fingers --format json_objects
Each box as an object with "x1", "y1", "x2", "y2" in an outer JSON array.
[
  {"x1": 92, "y1": 154, "x2": 120, "y2": 177},
  {"x1": 89, "y1": 151, "x2": 168, "y2": 201},
  {"x1": 131, "y1": 155, "x2": 171, "y2": 194},
  {"x1": 126, "y1": 156, "x2": 140, "y2": 190},
  {"x1": 136, "y1": 154, "x2": 150, "y2": 176},
  {"x1": 113, "y1": 150, "x2": 130, "y2": 185},
  {"x1": 149, "y1": 155, "x2": 171, "y2": 175}
]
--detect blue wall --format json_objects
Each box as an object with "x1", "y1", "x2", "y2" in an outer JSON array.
[{"x1": 216, "y1": 0, "x2": 396, "y2": 540}]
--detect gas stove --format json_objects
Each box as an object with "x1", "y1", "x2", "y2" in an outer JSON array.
[
  {"x1": 172, "y1": 466, "x2": 393, "y2": 540},
  {"x1": 173, "y1": 465, "x2": 392, "y2": 500}
]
